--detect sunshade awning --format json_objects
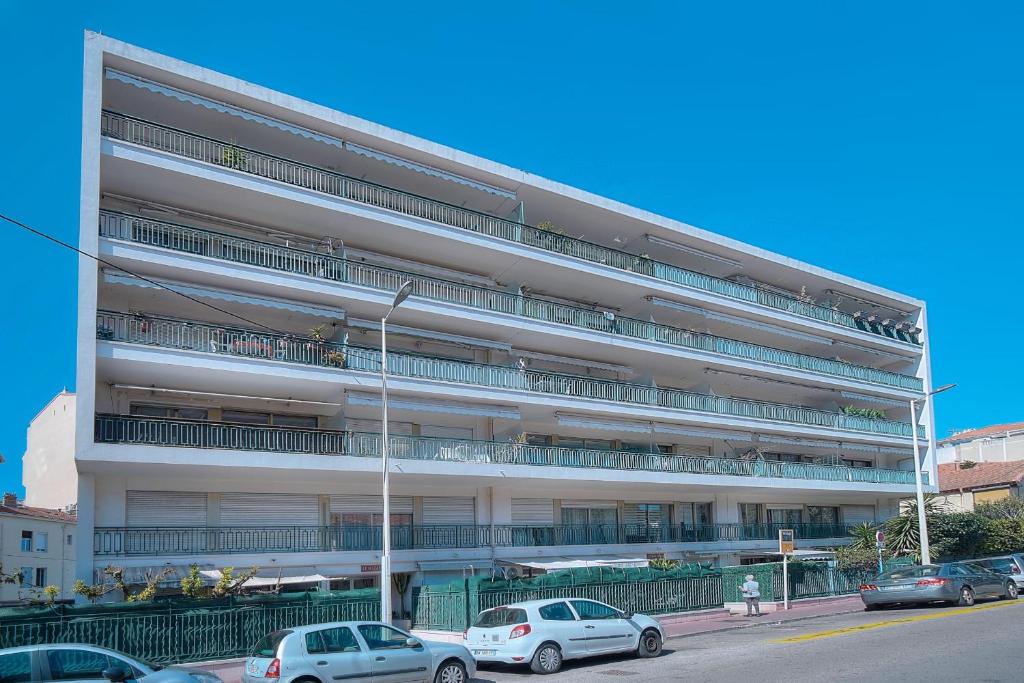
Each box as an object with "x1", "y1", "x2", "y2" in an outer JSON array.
[
  {"x1": 200, "y1": 567, "x2": 331, "y2": 587},
  {"x1": 499, "y1": 556, "x2": 650, "y2": 571}
]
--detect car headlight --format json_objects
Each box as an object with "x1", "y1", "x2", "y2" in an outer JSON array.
[{"x1": 189, "y1": 674, "x2": 223, "y2": 683}]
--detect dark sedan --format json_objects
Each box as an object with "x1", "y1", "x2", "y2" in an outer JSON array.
[{"x1": 860, "y1": 562, "x2": 1019, "y2": 610}]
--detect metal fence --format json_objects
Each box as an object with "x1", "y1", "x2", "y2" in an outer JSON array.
[
  {"x1": 99, "y1": 111, "x2": 920, "y2": 347},
  {"x1": 95, "y1": 311, "x2": 922, "y2": 439},
  {"x1": 98, "y1": 209, "x2": 922, "y2": 391},
  {"x1": 0, "y1": 596, "x2": 379, "y2": 665},
  {"x1": 772, "y1": 564, "x2": 872, "y2": 600}
]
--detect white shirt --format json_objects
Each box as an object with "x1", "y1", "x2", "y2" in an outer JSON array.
[{"x1": 741, "y1": 580, "x2": 760, "y2": 598}]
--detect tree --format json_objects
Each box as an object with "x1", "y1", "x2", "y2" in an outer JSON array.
[
  {"x1": 73, "y1": 566, "x2": 171, "y2": 603},
  {"x1": 847, "y1": 522, "x2": 879, "y2": 550},
  {"x1": 928, "y1": 512, "x2": 990, "y2": 560},
  {"x1": 975, "y1": 497, "x2": 1024, "y2": 521},
  {"x1": 180, "y1": 564, "x2": 206, "y2": 599},
  {"x1": 211, "y1": 566, "x2": 260, "y2": 597},
  {"x1": 980, "y1": 518, "x2": 1024, "y2": 555},
  {"x1": 884, "y1": 495, "x2": 946, "y2": 558}
]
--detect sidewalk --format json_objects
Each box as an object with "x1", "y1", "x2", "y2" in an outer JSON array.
[{"x1": 660, "y1": 595, "x2": 865, "y2": 638}]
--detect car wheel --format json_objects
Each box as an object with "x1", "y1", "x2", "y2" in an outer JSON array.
[
  {"x1": 637, "y1": 629, "x2": 662, "y2": 658},
  {"x1": 530, "y1": 643, "x2": 563, "y2": 675},
  {"x1": 958, "y1": 587, "x2": 975, "y2": 607},
  {"x1": 864, "y1": 603, "x2": 881, "y2": 612},
  {"x1": 434, "y1": 660, "x2": 467, "y2": 683},
  {"x1": 1004, "y1": 583, "x2": 1019, "y2": 600}
]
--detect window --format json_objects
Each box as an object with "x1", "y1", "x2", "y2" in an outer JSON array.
[
  {"x1": 20, "y1": 568, "x2": 32, "y2": 586},
  {"x1": 222, "y1": 410, "x2": 271, "y2": 425},
  {"x1": 842, "y1": 459, "x2": 873, "y2": 468},
  {"x1": 0, "y1": 652, "x2": 33, "y2": 683},
  {"x1": 46, "y1": 649, "x2": 112, "y2": 680},
  {"x1": 357, "y1": 624, "x2": 411, "y2": 650},
  {"x1": 131, "y1": 404, "x2": 209, "y2": 420},
  {"x1": 570, "y1": 600, "x2": 621, "y2": 620},
  {"x1": 36, "y1": 532, "x2": 48, "y2": 553},
  {"x1": 252, "y1": 630, "x2": 292, "y2": 658},
  {"x1": 272, "y1": 413, "x2": 319, "y2": 429},
  {"x1": 66, "y1": 535, "x2": 73, "y2": 547},
  {"x1": 739, "y1": 503, "x2": 761, "y2": 526},
  {"x1": 678, "y1": 502, "x2": 713, "y2": 527},
  {"x1": 222, "y1": 410, "x2": 318, "y2": 427},
  {"x1": 806, "y1": 506, "x2": 839, "y2": 525},
  {"x1": 20, "y1": 531, "x2": 32, "y2": 552},
  {"x1": 35, "y1": 568, "x2": 47, "y2": 588},
  {"x1": 538, "y1": 602, "x2": 576, "y2": 621},
  {"x1": 558, "y1": 438, "x2": 613, "y2": 451},
  {"x1": 318, "y1": 627, "x2": 361, "y2": 653},
  {"x1": 621, "y1": 442, "x2": 673, "y2": 454},
  {"x1": 526, "y1": 434, "x2": 552, "y2": 447}
]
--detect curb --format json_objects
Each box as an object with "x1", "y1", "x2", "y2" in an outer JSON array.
[{"x1": 664, "y1": 604, "x2": 865, "y2": 640}]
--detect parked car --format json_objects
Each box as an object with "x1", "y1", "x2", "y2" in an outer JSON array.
[
  {"x1": 242, "y1": 621, "x2": 475, "y2": 683},
  {"x1": 0, "y1": 643, "x2": 221, "y2": 682},
  {"x1": 972, "y1": 553, "x2": 1024, "y2": 589},
  {"x1": 464, "y1": 598, "x2": 664, "y2": 675},
  {"x1": 859, "y1": 562, "x2": 1019, "y2": 610}
]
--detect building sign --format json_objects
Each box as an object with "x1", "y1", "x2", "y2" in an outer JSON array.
[
  {"x1": 360, "y1": 564, "x2": 381, "y2": 573},
  {"x1": 778, "y1": 529, "x2": 795, "y2": 554},
  {"x1": 646, "y1": 553, "x2": 665, "y2": 560}
]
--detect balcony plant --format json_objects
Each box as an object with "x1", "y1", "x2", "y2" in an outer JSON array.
[
  {"x1": 841, "y1": 405, "x2": 887, "y2": 420},
  {"x1": 222, "y1": 144, "x2": 249, "y2": 170}
]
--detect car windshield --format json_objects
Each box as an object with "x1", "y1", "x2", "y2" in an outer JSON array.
[
  {"x1": 474, "y1": 608, "x2": 528, "y2": 627},
  {"x1": 878, "y1": 566, "x2": 941, "y2": 580},
  {"x1": 252, "y1": 630, "x2": 292, "y2": 658},
  {"x1": 985, "y1": 558, "x2": 1019, "y2": 573}
]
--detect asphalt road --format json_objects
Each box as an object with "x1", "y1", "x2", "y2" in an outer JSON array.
[{"x1": 472, "y1": 599, "x2": 1024, "y2": 683}]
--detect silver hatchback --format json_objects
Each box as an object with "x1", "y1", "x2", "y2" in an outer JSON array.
[
  {"x1": 974, "y1": 554, "x2": 1024, "y2": 589},
  {"x1": 242, "y1": 621, "x2": 475, "y2": 683}
]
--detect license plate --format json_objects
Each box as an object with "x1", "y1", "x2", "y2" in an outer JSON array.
[
  {"x1": 879, "y1": 584, "x2": 913, "y2": 591},
  {"x1": 474, "y1": 649, "x2": 496, "y2": 656}
]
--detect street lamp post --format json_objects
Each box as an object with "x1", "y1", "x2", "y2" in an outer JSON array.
[
  {"x1": 910, "y1": 382, "x2": 956, "y2": 565},
  {"x1": 380, "y1": 281, "x2": 414, "y2": 625}
]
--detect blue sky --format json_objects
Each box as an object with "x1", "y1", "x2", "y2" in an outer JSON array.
[{"x1": 0, "y1": 2, "x2": 1020, "y2": 497}]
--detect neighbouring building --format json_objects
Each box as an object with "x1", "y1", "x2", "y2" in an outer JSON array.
[
  {"x1": 936, "y1": 462, "x2": 1024, "y2": 512},
  {"x1": 936, "y1": 422, "x2": 1024, "y2": 466},
  {"x1": 0, "y1": 493, "x2": 77, "y2": 603},
  {"x1": 29, "y1": 33, "x2": 940, "y2": 612}
]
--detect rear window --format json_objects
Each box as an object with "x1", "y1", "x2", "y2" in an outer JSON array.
[
  {"x1": 984, "y1": 558, "x2": 1020, "y2": 573},
  {"x1": 0, "y1": 652, "x2": 33, "y2": 683},
  {"x1": 252, "y1": 630, "x2": 292, "y2": 657},
  {"x1": 474, "y1": 608, "x2": 528, "y2": 627},
  {"x1": 879, "y1": 566, "x2": 940, "y2": 580}
]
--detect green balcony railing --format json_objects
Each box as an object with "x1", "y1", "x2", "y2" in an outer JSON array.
[
  {"x1": 95, "y1": 311, "x2": 922, "y2": 439},
  {"x1": 93, "y1": 522, "x2": 857, "y2": 557},
  {"x1": 98, "y1": 210, "x2": 922, "y2": 392},
  {"x1": 94, "y1": 414, "x2": 924, "y2": 486},
  {"x1": 99, "y1": 111, "x2": 921, "y2": 346}
]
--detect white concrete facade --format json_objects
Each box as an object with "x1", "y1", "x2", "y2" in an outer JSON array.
[
  {"x1": 48, "y1": 33, "x2": 939, "y2": 610},
  {"x1": 0, "y1": 498, "x2": 77, "y2": 602}
]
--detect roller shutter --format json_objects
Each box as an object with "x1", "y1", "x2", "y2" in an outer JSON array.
[
  {"x1": 560, "y1": 499, "x2": 618, "y2": 509},
  {"x1": 421, "y1": 496, "x2": 476, "y2": 524},
  {"x1": 511, "y1": 498, "x2": 554, "y2": 525},
  {"x1": 676, "y1": 445, "x2": 711, "y2": 458},
  {"x1": 126, "y1": 491, "x2": 207, "y2": 527},
  {"x1": 421, "y1": 425, "x2": 474, "y2": 439},
  {"x1": 346, "y1": 419, "x2": 414, "y2": 435},
  {"x1": 220, "y1": 493, "x2": 320, "y2": 526},
  {"x1": 841, "y1": 505, "x2": 876, "y2": 524},
  {"x1": 329, "y1": 495, "x2": 414, "y2": 515}
]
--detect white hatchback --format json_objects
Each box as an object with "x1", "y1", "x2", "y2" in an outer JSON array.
[{"x1": 464, "y1": 598, "x2": 663, "y2": 674}]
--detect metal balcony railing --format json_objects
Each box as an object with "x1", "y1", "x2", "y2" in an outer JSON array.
[
  {"x1": 99, "y1": 111, "x2": 921, "y2": 346},
  {"x1": 93, "y1": 522, "x2": 858, "y2": 556},
  {"x1": 98, "y1": 210, "x2": 922, "y2": 392},
  {"x1": 94, "y1": 414, "x2": 925, "y2": 486},
  {"x1": 95, "y1": 311, "x2": 922, "y2": 439}
]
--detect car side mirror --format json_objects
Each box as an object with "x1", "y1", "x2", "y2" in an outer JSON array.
[
  {"x1": 405, "y1": 637, "x2": 422, "y2": 648},
  {"x1": 620, "y1": 611, "x2": 634, "y2": 619},
  {"x1": 102, "y1": 666, "x2": 132, "y2": 683}
]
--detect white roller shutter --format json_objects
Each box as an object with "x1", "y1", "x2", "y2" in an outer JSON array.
[
  {"x1": 560, "y1": 499, "x2": 618, "y2": 509},
  {"x1": 126, "y1": 491, "x2": 208, "y2": 527},
  {"x1": 346, "y1": 419, "x2": 414, "y2": 435},
  {"x1": 329, "y1": 495, "x2": 413, "y2": 515},
  {"x1": 512, "y1": 498, "x2": 554, "y2": 525},
  {"x1": 422, "y1": 496, "x2": 476, "y2": 524},
  {"x1": 841, "y1": 505, "x2": 876, "y2": 524},
  {"x1": 220, "y1": 493, "x2": 320, "y2": 526}
]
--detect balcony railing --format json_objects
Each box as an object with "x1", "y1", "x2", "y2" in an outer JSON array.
[
  {"x1": 94, "y1": 414, "x2": 924, "y2": 486},
  {"x1": 98, "y1": 210, "x2": 922, "y2": 392},
  {"x1": 95, "y1": 311, "x2": 922, "y2": 439},
  {"x1": 93, "y1": 522, "x2": 857, "y2": 557},
  {"x1": 99, "y1": 111, "x2": 921, "y2": 347}
]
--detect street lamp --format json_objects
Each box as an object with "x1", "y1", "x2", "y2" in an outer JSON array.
[
  {"x1": 910, "y1": 382, "x2": 955, "y2": 565},
  {"x1": 380, "y1": 281, "x2": 414, "y2": 625}
]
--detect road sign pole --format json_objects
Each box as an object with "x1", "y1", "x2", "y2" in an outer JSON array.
[{"x1": 783, "y1": 553, "x2": 790, "y2": 610}]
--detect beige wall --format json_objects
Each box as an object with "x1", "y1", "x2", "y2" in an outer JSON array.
[
  {"x1": 22, "y1": 392, "x2": 78, "y2": 509},
  {"x1": 0, "y1": 513, "x2": 76, "y2": 602}
]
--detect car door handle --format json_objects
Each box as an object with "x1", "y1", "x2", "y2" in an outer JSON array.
[
  {"x1": 375, "y1": 656, "x2": 386, "y2": 661},
  {"x1": 585, "y1": 625, "x2": 596, "y2": 629},
  {"x1": 316, "y1": 661, "x2": 328, "y2": 665}
]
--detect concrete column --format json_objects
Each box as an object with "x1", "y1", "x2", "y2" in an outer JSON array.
[{"x1": 75, "y1": 474, "x2": 96, "y2": 588}]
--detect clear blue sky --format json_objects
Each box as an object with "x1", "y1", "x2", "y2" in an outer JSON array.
[{"x1": 0, "y1": 2, "x2": 1020, "y2": 496}]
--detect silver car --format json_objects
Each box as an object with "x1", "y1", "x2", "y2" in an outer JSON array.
[
  {"x1": 860, "y1": 562, "x2": 1019, "y2": 610},
  {"x1": 464, "y1": 598, "x2": 664, "y2": 675},
  {"x1": 242, "y1": 621, "x2": 475, "y2": 683},
  {"x1": 0, "y1": 643, "x2": 221, "y2": 682},
  {"x1": 974, "y1": 554, "x2": 1024, "y2": 589}
]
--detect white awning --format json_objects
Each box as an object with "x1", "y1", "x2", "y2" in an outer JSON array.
[
  {"x1": 499, "y1": 556, "x2": 649, "y2": 571},
  {"x1": 103, "y1": 270, "x2": 345, "y2": 319},
  {"x1": 765, "y1": 550, "x2": 837, "y2": 560},
  {"x1": 200, "y1": 568, "x2": 330, "y2": 587}
]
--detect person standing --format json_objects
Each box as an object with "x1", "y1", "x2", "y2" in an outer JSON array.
[{"x1": 740, "y1": 574, "x2": 761, "y2": 616}]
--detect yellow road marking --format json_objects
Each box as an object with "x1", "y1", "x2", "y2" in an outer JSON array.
[{"x1": 771, "y1": 600, "x2": 1024, "y2": 644}]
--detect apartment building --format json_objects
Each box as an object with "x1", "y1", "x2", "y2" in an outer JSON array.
[
  {"x1": 936, "y1": 422, "x2": 1024, "y2": 465},
  {"x1": 0, "y1": 493, "x2": 77, "y2": 603},
  {"x1": 47, "y1": 33, "x2": 940, "y2": 611}
]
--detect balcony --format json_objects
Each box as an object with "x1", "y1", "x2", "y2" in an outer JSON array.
[
  {"x1": 92, "y1": 522, "x2": 857, "y2": 557},
  {"x1": 99, "y1": 210, "x2": 922, "y2": 392},
  {"x1": 99, "y1": 111, "x2": 921, "y2": 347},
  {"x1": 94, "y1": 414, "x2": 924, "y2": 486},
  {"x1": 95, "y1": 312, "x2": 922, "y2": 439}
]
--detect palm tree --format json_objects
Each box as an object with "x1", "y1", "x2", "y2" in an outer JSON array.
[
  {"x1": 847, "y1": 522, "x2": 879, "y2": 550},
  {"x1": 885, "y1": 495, "x2": 946, "y2": 558}
]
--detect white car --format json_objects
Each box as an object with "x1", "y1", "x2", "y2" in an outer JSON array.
[
  {"x1": 464, "y1": 598, "x2": 664, "y2": 674},
  {"x1": 242, "y1": 621, "x2": 475, "y2": 683}
]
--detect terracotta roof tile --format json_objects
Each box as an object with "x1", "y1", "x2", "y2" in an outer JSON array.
[
  {"x1": 940, "y1": 421, "x2": 1024, "y2": 445},
  {"x1": 0, "y1": 505, "x2": 77, "y2": 523},
  {"x1": 938, "y1": 461, "x2": 1024, "y2": 493}
]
